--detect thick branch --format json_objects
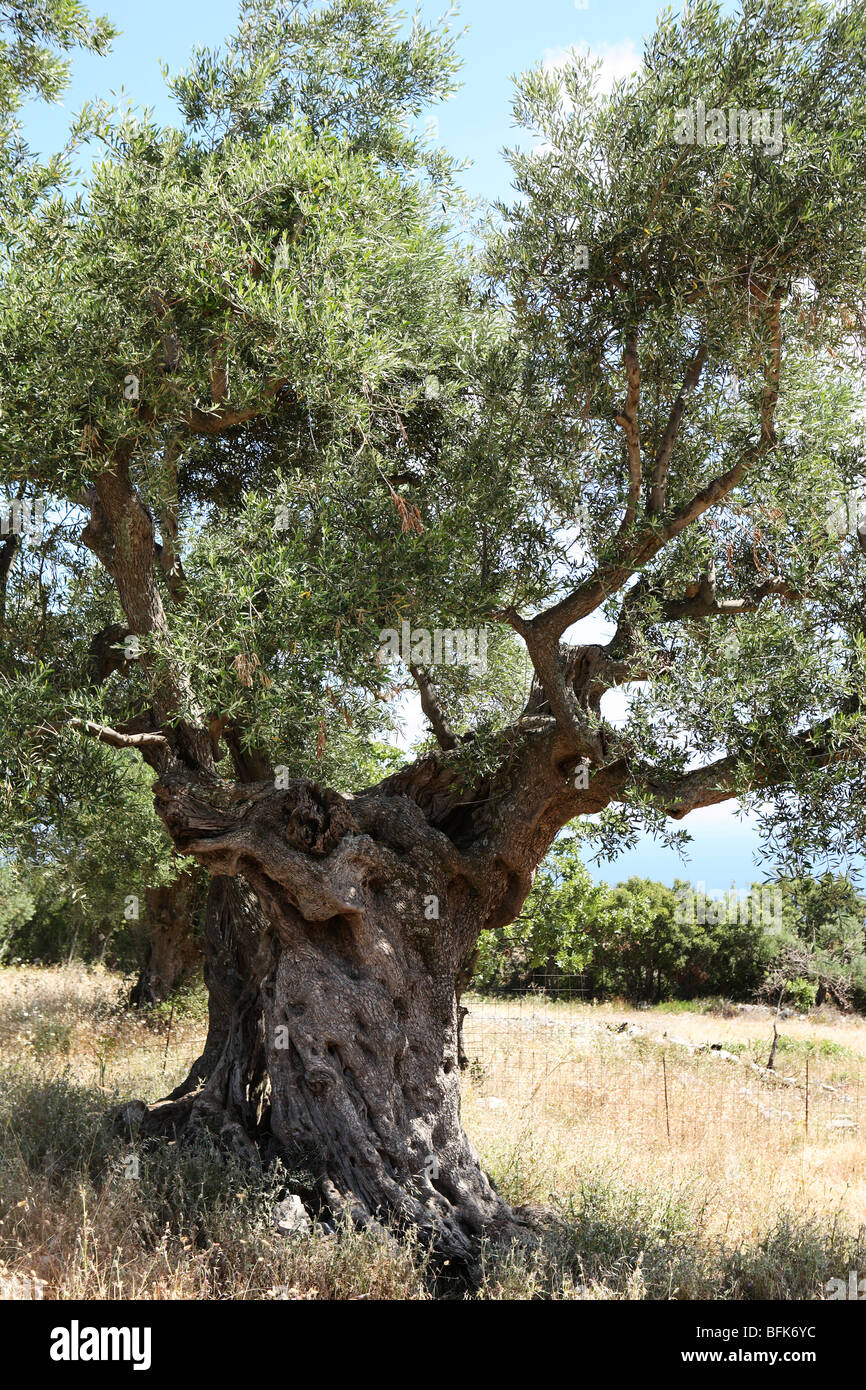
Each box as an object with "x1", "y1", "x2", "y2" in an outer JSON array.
[
  {"x1": 68, "y1": 717, "x2": 172, "y2": 768},
  {"x1": 637, "y1": 700, "x2": 857, "y2": 820},
  {"x1": 409, "y1": 662, "x2": 458, "y2": 751},
  {"x1": 0, "y1": 533, "x2": 18, "y2": 626},
  {"x1": 658, "y1": 576, "x2": 800, "y2": 622},
  {"x1": 70, "y1": 717, "x2": 168, "y2": 751},
  {"x1": 155, "y1": 453, "x2": 187, "y2": 604},
  {"x1": 502, "y1": 609, "x2": 606, "y2": 758},
  {"x1": 0, "y1": 481, "x2": 27, "y2": 625},
  {"x1": 87, "y1": 622, "x2": 131, "y2": 685},
  {"x1": 79, "y1": 458, "x2": 213, "y2": 769}
]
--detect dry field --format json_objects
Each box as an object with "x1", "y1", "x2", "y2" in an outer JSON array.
[
  {"x1": 0, "y1": 965, "x2": 863, "y2": 1300},
  {"x1": 462, "y1": 996, "x2": 866, "y2": 1249}
]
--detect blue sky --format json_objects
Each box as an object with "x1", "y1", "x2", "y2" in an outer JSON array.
[
  {"x1": 17, "y1": 0, "x2": 829, "y2": 890},
  {"x1": 20, "y1": 2, "x2": 675, "y2": 187}
]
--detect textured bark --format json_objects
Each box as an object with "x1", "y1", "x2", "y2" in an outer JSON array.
[
  {"x1": 258, "y1": 877, "x2": 511, "y2": 1262},
  {"x1": 129, "y1": 869, "x2": 204, "y2": 1006},
  {"x1": 140, "y1": 874, "x2": 273, "y2": 1166},
  {"x1": 126, "y1": 766, "x2": 558, "y2": 1265}
]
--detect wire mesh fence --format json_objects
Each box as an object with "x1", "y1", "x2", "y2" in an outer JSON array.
[{"x1": 459, "y1": 981, "x2": 865, "y2": 1148}]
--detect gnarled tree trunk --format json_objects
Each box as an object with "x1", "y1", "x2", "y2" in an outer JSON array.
[
  {"x1": 127, "y1": 766, "x2": 554, "y2": 1266},
  {"x1": 258, "y1": 879, "x2": 509, "y2": 1261}
]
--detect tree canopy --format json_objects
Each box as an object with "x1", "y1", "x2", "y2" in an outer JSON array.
[{"x1": 2, "y1": 0, "x2": 865, "y2": 872}]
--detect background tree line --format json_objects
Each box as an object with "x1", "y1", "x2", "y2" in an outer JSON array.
[
  {"x1": 474, "y1": 834, "x2": 866, "y2": 1011},
  {"x1": 4, "y1": 826, "x2": 865, "y2": 1013}
]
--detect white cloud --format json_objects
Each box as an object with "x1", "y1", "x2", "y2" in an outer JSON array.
[{"x1": 543, "y1": 38, "x2": 642, "y2": 96}]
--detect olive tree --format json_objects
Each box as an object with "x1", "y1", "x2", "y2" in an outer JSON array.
[{"x1": 2, "y1": 0, "x2": 866, "y2": 1268}]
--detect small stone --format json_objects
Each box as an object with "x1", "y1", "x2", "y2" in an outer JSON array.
[{"x1": 275, "y1": 1195, "x2": 311, "y2": 1236}]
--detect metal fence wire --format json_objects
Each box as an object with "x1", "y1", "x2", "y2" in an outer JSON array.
[{"x1": 459, "y1": 980, "x2": 864, "y2": 1146}]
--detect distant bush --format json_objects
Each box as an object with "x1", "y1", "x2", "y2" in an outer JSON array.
[{"x1": 475, "y1": 835, "x2": 866, "y2": 1011}]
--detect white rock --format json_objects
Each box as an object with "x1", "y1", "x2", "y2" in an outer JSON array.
[{"x1": 275, "y1": 1195, "x2": 311, "y2": 1236}]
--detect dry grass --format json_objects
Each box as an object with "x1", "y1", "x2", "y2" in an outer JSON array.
[
  {"x1": 462, "y1": 996, "x2": 866, "y2": 1266},
  {"x1": 0, "y1": 965, "x2": 864, "y2": 1300}
]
